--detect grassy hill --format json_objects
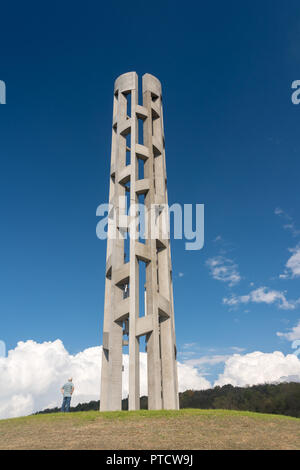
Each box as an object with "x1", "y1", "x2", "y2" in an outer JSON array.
[{"x1": 1, "y1": 409, "x2": 300, "y2": 450}]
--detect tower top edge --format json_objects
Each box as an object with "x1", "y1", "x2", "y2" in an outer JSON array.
[
  {"x1": 142, "y1": 73, "x2": 162, "y2": 96},
  {"x1": 114, "y1": 72, "x2": 138, "y2": 94},
  {"x1": 114, "y1": 72, "x2": 162, "y2": 95}
]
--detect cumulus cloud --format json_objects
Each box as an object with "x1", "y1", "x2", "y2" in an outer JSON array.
[
  {"x1": 277, "y1": 320, "x2": 300, "y2": 341},
  {"x1": 214, "y1": 351, "x2": 300, "y2": 387},
  {"x1": 177, "y1": 363, "x2": 211, "y2": 391},
  {"x1": 0, "y1": 339, "x2": 210, "y2": 419},
  {"x1": 4, "y1": 341, "x2": 299, "y2": 419},
  {"x1": 0, "y1": 340, "x2": 101, "y2": 419},
  {"x1": 206, "y1": 256, "x2": 241, "y2": 286},
  {"x1": 280, "y1": 245, "x2": 300, "y2": 279},
  {"x1": 223, "y1": 286, "x2": 300, "y2": 310}
]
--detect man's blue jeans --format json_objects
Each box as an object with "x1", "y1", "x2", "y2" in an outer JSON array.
[{"x1": 61, "y1": 396, "x2": 71, "y2": 412}]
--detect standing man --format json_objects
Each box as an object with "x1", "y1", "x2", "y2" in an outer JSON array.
[{"x1": 61, "y1": 378, "x2": 74, "y2": 412}]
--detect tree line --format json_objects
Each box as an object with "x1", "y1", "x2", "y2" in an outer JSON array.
[{"x1": 36, "y1": 382, "x2": 300, "y2": 418}]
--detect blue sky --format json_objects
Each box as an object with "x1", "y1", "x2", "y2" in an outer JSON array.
[{"x1": 1, "y1": 0, "x2": 300, "y2": 385}]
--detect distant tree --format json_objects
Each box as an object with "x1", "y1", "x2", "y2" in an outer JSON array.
[{"x1": 34, "y1": 382, "x2": 300, "y2": 419}]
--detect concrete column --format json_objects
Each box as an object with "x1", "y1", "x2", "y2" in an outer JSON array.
[{"x1": 124, "y1": 73, "x2": 140, "y2": 411}]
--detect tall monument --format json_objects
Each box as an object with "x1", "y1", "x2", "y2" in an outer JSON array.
[{"x1": 100, "y1": 72, "x2": 179, "y2": 411}]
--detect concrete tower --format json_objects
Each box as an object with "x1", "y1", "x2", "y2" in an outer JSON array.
[{"x1": 100, "y1": 72, "x2": 179, "y2": 411}]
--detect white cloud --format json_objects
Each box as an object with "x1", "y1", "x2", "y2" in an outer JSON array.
[
  {"x1": 277, "y1": 320, "x2": 300, "y2": 341},
  {"x1": 230, "y1": 347, "x2": 246, "y2": 352},
  {"x1": 283, "y1": 224, "x2": 300, "y2": 236},
  {"x1": 182, "y1": 342, "x2": 198, "y2": 350},
  {"x1": 0, "y1": 339, "x2": 210, "y2": 419},
  {"x1": 214, "y1": 351, "x2": 300, "y2": 387},
  {"x1": 274, "y1": 208, "x2": 300, "y2": 236},
  {"x1": 280, "y1": 245, "x2": 300, "y2": 279},
  {"x1": 0, "y1": 339, "x2": 101, "y2": 419},
  {"x1": 206, "y1": 256, "x2": 241, "y2": 286},
  {"x1": 177, "y1": 363, "x2": 211, "y2": 391},
  {"x1": 179, "y1": 346, "x2": 246, "y2": 364},
  {"x1": 223, "y1": 286, "x2": 300, "y2": 310},
  {"x1": 4, "y1": 341, "x2": 300, "y2": 419},
  {"x1": 184, "y1": 355, "x2": 230, "y2": 367},
  {"x1": 274, "y1": 207, "x2": 286, "y2": 217}
]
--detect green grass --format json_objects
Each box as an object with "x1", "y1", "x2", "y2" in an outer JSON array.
[
  {"x1": 0, "y1": 409, "x2": 299, "y2": 450},
  {"x1": 4, "y1": 408, "x2": 298, "y2": 422}
]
